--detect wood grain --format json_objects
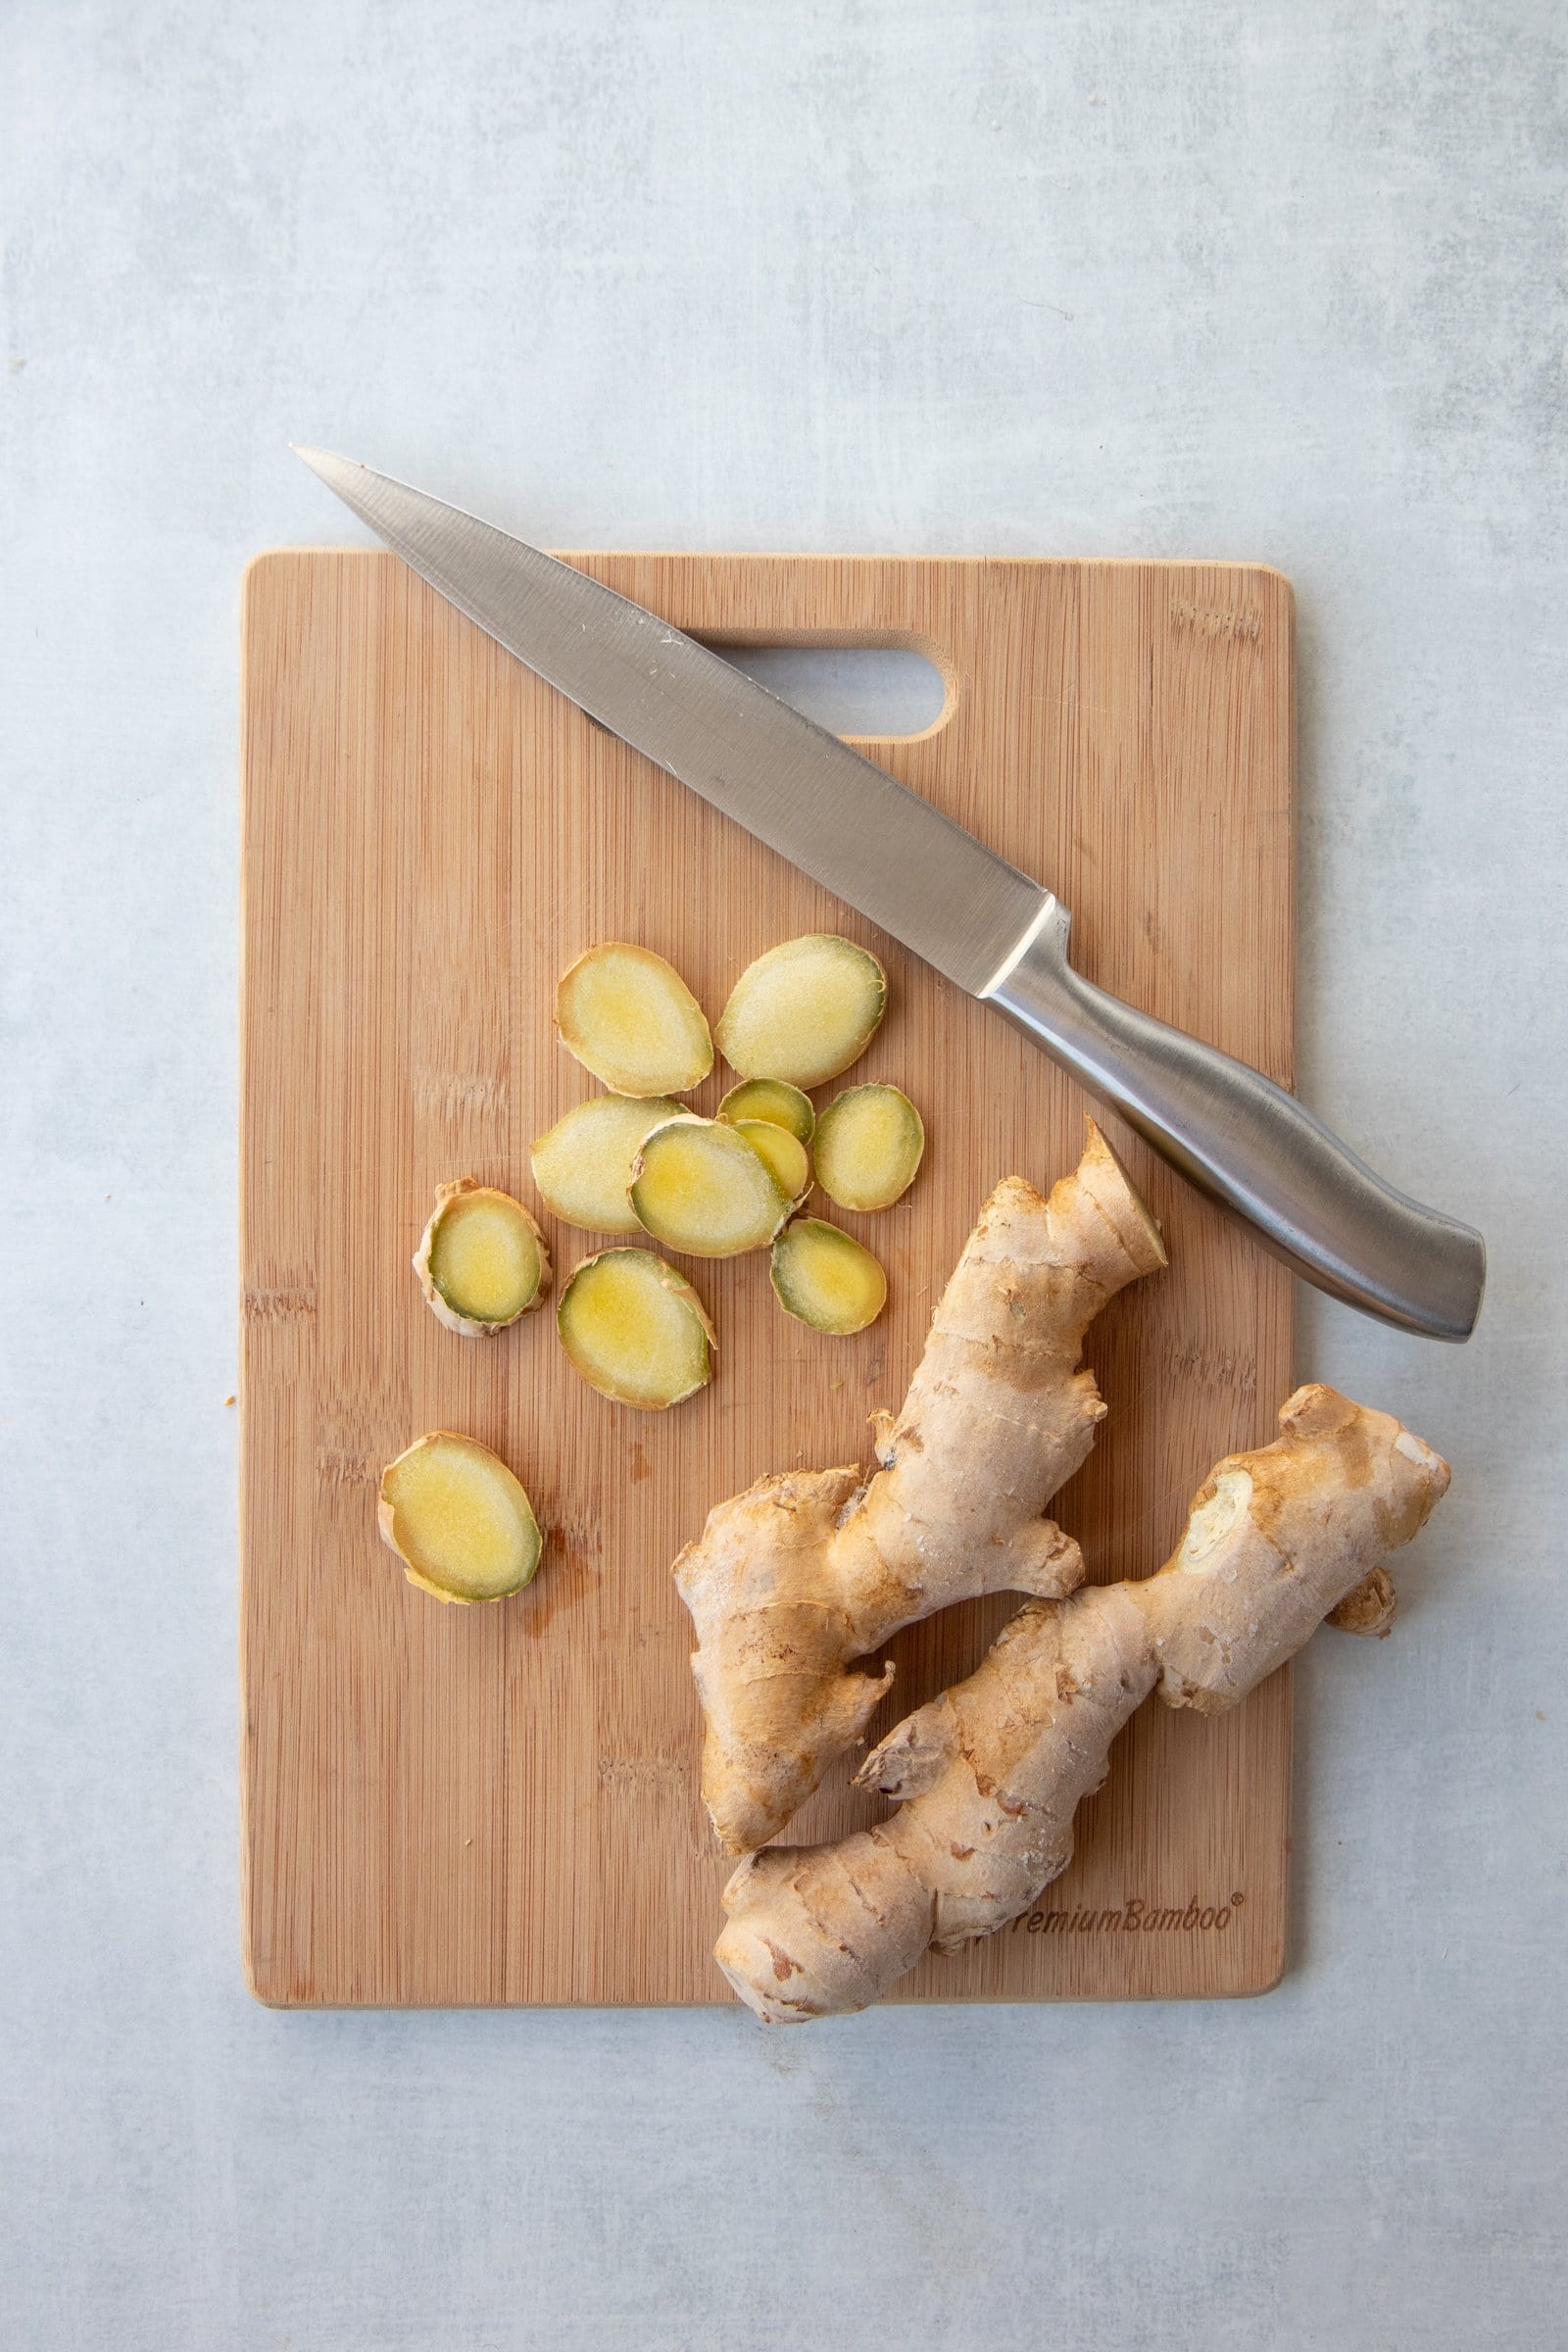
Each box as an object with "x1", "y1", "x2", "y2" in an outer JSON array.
[{"x1": 240, "y1": 549, "x2": 1295, "y2": 2006}]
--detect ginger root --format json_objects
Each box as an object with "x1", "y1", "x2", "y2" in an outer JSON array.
[
  {"x1": 714, "y1": 1384, "x2": 1450, "y2": 2020},
  {"x1": 674, "y1": 1122, "x2": 1166, "y2": 1852}
]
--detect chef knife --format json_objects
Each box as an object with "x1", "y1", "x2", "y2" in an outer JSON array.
[{"x1": 292, "y1": 446, "x2": 1484, "y2": 1341}]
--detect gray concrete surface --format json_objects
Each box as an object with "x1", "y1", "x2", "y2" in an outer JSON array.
[{"x1": 2, "y1": 3, "x2": 1563, "y2": 2344}]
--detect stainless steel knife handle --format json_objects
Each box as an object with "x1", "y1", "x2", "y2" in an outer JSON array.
[{"x1": 985, "y1": 899, "x2": 1485, "y2": 1339}]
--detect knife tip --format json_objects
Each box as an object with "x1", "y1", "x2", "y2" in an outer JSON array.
[{"x1": 290, "y1": 442, "x2": 355, "y2": 480}]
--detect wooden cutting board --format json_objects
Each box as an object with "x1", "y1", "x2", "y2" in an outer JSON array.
[{"x1": 240, "y1": 548, "x2": 1295, "y2": 2007}]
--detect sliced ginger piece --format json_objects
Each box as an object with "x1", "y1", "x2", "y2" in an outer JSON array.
[
  {"x1": 813, "y1": 1084, "x2": 924, "y2": 1211},
  {"x1": 629, "y1": 1116, "x2": 793, "y2": 1257},
  {"x1": 734, "y1": 1119, "x2": 810, "y2": 1205},
  {"x1": 530, "y1": 1094, "x2": 682, "y2": 1233},
  {"x1": 557, "y1": 1248, "x2": 715, "y2": 1408},
  {"x1": 413, "y1": 1179, "x2": 550, "y2": 1336},
  {"x1": 770, "y1": 1216, "x2": 888, "y2": 1335},
  {"x1": 556, "y1": 943, "x2": 712, "y2": 1097},
  {"x1": 378, "y1": 1431, "x2": 542, "y2": 1604},
  {"x1": 716, "y1": 935, "x2": 886, "y2": 1089},
  {"x1": 716, "y1": 1078, "x2": 815, "y2": 1144}
]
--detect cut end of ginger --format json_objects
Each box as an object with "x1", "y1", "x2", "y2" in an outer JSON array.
[
  {"x1": 812, "y1": 1084, "x2": 924, "y2": 1211},
  {"x1": 414, "y1": 1180, "x2": 550, "y2": 1335},
  {"x1": 378, "y1": 1432, "x2": 543, "y2": 1604},
  {"x1": 716, "y1": 1078, "x2": 815, "y2": 1144},
  {"x1": 629, "y1": 1117, "x2": 793, "y2": 1257},
  {"x1": 734, "y1": 1119, "x2": 811, "y2": 1205},
  {"x1": 557, "y1": 1248, "x2": 715, "y2": 1408},
  {"x1": 715, "y1": 935, "x2": 886, "y2": 1088},
  {"x1": 556, "y1": 943, "x2": 712, "y2": 1096},
  {"x1": 531, "y1": 1094, "x2": 682, "y2": 1233},
  {"x1": 770, "y1": 1217, "x2": 888, "y2": 1334}
]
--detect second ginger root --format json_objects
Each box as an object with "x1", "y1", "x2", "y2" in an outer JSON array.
[{"x1": 715, "y1": 1384, "x2": 1451, "y2": 2020}]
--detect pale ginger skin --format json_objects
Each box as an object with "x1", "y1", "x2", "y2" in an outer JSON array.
[
  {"x1": 715, "y1": 1384, "x2": 1450, "y2": 2022},
  {"x1": 674, "y1": 1124, "x2": 1167, "y2": 1852}
]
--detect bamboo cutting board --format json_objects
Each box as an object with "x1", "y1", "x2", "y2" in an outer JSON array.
[{"x1": 240, "y1": 548, "x2": 1295, "y2": 2007}]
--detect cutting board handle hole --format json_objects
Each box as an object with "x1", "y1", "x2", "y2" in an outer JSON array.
[{"x1": 694, "y1": 638, "x2": 951, "y2": 740}]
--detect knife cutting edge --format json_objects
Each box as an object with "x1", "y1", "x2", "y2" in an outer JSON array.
[{"x1": 290, "y1": 445, "x2": 1485, "y2": 1341}]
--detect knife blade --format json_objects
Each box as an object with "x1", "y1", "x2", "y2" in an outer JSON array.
[
  {"x1": 291, "y1": 446, "x2": 1042, "y2": 995},
  {"x1": 292, "y1": 446, "x2": 1485, "y2": 1341}
]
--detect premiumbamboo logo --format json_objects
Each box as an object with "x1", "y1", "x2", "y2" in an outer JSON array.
[{"x1": 1013, "y1": 1891, "x2": 1246, "y2": 1935}]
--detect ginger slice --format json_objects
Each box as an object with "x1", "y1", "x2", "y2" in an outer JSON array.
[
  {"x1": 714, "y1": 1386, "x2": 1450, "y2": 2020},
  {"x1": 716, "y1": 1078, "x2": 815, "y2": 1144},
  {"x1": 378, "y1": 1432, "x2": 543, "y2": 1605},
  {"x1": 674, "y1": 1123, "x2": 1167, "y2": 1853},
  {"x1": 557, "y1": 1248, "x2": 715, "y2": 1408},
  {"x1": 629, "y1": 1117, "x2": 792, "y2": 1257},
  {"x1": 769, "y1": 1217, "x2": 886, "y2": 1334},
  {"x1": 530, "y1": 1094, "x2": 682, "y2": 1234},
  {"x1": 413, "y1": 1179, "x2": 550, "y2": 1336},
  {"x1": 812, "y1": 1084, "x2": 924, "y2": 1211},
  {"x1": 556, "y1": 944, "x2": 713, "y2": 1097},
  {"x1": 715, "y1": 935, "x2": 886, "y2": 1089},
  {"x1": 734, "y1": 1119, "x2": 810, "y2": 1205}
]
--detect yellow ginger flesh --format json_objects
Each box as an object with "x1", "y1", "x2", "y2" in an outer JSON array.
[
  {"x1": 630, "y1": 1117, "x2": 791, "y2": 1257},
  {"x1": 530, "y1": 1095, "x2": 682, "y2": 1234},
  {"x1": 556, "y1": 944, "x2": 713, "y2": 1097},
  {"x1": 812, "y1": 1084, "x2": 924, "y2": 1211},
  {"x1": 413, "y1": 1179, "x2": 550, "y2": 1336},
  {"x1": 716, "y1": 934, "x2": 886, "y2": 1088},
  {"x1": 557, "y1": 1248, "x2": 714, "y2": 1409},
  {"x1": 734, "y1": 1119, "x2": 810, "y2": 1204},
  {"x1": 769, "y1": 1217, "x2": 887, "y2": 1334},
  {"x1": 378, "y1": 1432, "x2": 543, "y2": 1604},
  {"x1": 714, "y1": 1384, "x2": 1450, "y2": 2021},
  {"x1": 717, "y1": 1079, "x2": 816, "y2": 1143},
  {"x1": 428, "y1": 1191, "x2": 543, "y2": 1320},
  {"x1": 673, "y1": 1123, "x2": 1167, "y2": 1852}
]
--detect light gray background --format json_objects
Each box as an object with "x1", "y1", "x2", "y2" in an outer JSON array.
[{"x1": 3, "y1": 3, "x2": 1563, "y2": 2345}]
